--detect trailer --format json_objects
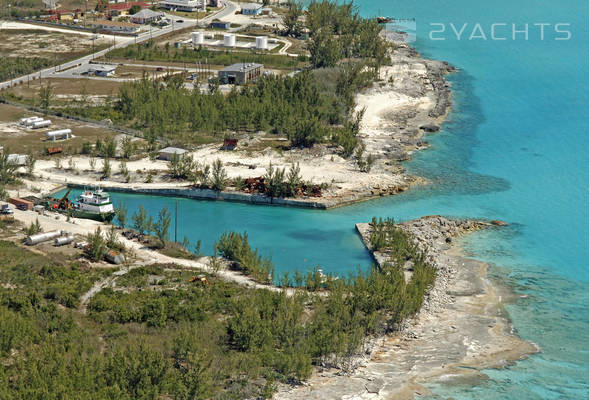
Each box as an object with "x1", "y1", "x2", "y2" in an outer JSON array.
[{"x1": 9, "y1": 197, "x2": 34, "y2": 211}]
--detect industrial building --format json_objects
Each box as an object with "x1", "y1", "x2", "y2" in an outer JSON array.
[
  {"x1": 218, "y1": 63, "x2": 263, "y2": 85},
  {"x1": 158, "y1": 0, "x2": 203, "y2": 12},
  {"x1": 240, "y1": 3, "x2": 263, "y2": 15},
  {"x1": 210, "y1": 20, "x2": 230, "y2": 29},
  {"x1": 88, "y1": 19, "x2": 140, "y2": 33},
  {"x1": 131, "y1": 9, "x2": 164, "y2": 24},
  {"x1": 158, "y1": 147, "x2": 188, "y2": 161},
  {"x1": 88, "y1": 64, "x2": 117, "y2": 77}
]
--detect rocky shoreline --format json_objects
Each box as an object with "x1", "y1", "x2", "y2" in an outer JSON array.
[{"x1": 276, "y1": 216, "x2": 538, "y2": 399}]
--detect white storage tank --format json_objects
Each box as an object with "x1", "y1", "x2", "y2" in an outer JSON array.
[
  {"x1": 223, "y1": 33, "x2": 236, "y2": 47},
  {"x1": 255, "y1": 36, "x2": 268, "y2": 50},
  {"x1": 31, "y1": 120, "x2": 51, "y2": 129},
  {"x1": 26, "y1": 230, "x2": 62, "y2": 246},
  {"x1": 20, "y1": 116, "x2": 40, "y2": 125},
  {"x1": 54, "y1": 234, "x2": 75, "y2": 246},
  {"x1": 46, "y1": 129, "x2": 72, "y2": 141},
  {"x1": 192, "y1": 31, "x2": 204, "y2": 45},
  {"x1": 21, "y1": 116, "x2": 43, "y2": 126}
]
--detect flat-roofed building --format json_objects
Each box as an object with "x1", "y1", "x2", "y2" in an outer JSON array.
[
  {"x1": 218, "y1": 63, "x2": 263, "y2": 85},
  {"x1": 88, "y1": 64, "x2": 117, "y2": 76},
  {"x1": 210, "y1": 20, "x2": 230, "y2": 29},
  {"x1": 158, "y1": 0, "x2": 203, "y2": 12},
  {"x1": 158, "y1": 147, "x2": 188, "y2": 161}
]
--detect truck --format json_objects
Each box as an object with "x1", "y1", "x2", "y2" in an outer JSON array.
[{"x1": 1, "y1": 204, "x2": 13, "y2": 215}]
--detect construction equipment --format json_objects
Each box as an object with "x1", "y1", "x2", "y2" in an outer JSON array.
[
  {"x1": 45, "y1": 189, "x2": 72, "y2": 212},
  {"x1": 188, "y1": 275, "x2": 210, "y2": 285}
]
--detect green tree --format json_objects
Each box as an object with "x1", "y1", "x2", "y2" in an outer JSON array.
[
  {"x1": 308, "y1": 28, "x2": 342, "y2": 68},
  {"x1": 24, "y1": 218, "x2": 42, "y2": 236},
  {"x1": 121, "y1": 136, "x2": 135, "y2": 159},
  {"x1": 102, "y1": 157, "x2": 111, "y2": 178},
  {"x1": 103, "y1": 137, "x2": 117, "y2": 158},
  {"x1": 283, "y1": 0, "x2": 303, "y2": 37},
  {"x1": 210, "y1": 159, "x2": 227, "y2": 191},
  {"x1": 115, "y1": 203, "x2": 128, "y2": 229},
  {"x1": 0, "y1": 149, "x2": 18, "y2": 184},
  {"x1": 25, "y1": 152, "x2": 36, "y2": 176},
  {"x1": 153, "y1": 206, "x2": 171, "y2": 248},
  {"x1": 132, "y1": 205, "x2": 149, "y2": 235},
  {"x1": 39, "y1": 83, "x2": 54, "y2": 112},
  {"x1": 129, "y1": 4, "x2": 141, "y2": 14},
  {"x1": 86, "y1": 227, "x2": 107, "y2": 261}
]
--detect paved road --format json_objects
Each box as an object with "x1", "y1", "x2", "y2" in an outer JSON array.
[{"x1": 0, "y1": 1, "x2": 238, "y2": 90}]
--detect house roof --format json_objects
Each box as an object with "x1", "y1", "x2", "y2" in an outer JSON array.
[
  {"x1": 131, "y1": 8, "x2": 164, "y2": 18},
  {"x1": 240, "y1": 3, "x2": 263, "y2": 10},
  {"x1": 221, "y1": 63, "x2": 263, "y2": 73},
  {"x1": 89, "y1": 64, "x2": 117, "y2": 72}
]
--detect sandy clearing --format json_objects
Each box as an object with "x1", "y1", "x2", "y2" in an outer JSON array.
[{"x1": 0, "y1": 20, "x2": 127, "y2": 38}]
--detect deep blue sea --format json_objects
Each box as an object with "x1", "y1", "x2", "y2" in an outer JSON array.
[{"x1": 60, "y1": 1, "x2": 589, "y2": 397}]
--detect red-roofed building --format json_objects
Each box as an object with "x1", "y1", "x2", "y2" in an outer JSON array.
[{"x1": 108, "y1": 2, "x2": 150, "y2": 16}]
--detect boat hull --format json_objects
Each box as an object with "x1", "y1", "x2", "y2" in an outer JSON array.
[{"x1": 70, "y1": 209, "x2": 115, "y2": 222}]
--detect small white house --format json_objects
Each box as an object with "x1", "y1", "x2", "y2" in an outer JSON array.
[
  {"x1": 88, "y1": 64, "x2": 117, "y2": 77},
  {"x1": 240, "y1": 3, "x2": 263, "y2": 15},
  {"x1": 158, "y1": 147, "x2": 188, "y2": 161}
]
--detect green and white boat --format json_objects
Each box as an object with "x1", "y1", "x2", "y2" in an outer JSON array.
[{"x1": 71, "y1": 188, "x2": 116, "y2": 222}]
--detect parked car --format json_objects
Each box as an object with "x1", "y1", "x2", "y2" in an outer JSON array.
[
  {"x1": 156, "y1": 67, "x2": 164, "y2": 71},
  {"x1": 1, "y1": 204, "x2": 13, "y2": 215}
]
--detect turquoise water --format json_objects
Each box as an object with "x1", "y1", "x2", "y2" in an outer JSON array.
[{"x1": 60, "y1": 0, "x2": 589, "y2": 396}]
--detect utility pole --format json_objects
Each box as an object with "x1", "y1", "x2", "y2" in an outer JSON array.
[{"x1": 174, "y1": 199, "x2": 178, "y2": 243}]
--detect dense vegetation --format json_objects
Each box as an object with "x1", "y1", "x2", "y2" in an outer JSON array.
[
  {"x1": 107, "y1": 41, "x2": 305, "y2": 69},
  {"x1": 62, "y1": 67, "x2": 373, "y2": 154},
  {"x1": 216, "y1": 231, "x2": 275, "y2": 283},
  {"x1": 282, "y1": 0, "x2": 390, "y2": 69},
  {"x1": 0, "y1": 57, "x2": 53, "y2": 82},
  {"x1": 0, "y1": 216, "x2": 436, "y2": 399}
]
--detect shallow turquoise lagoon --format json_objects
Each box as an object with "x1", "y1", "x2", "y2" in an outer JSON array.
[{"x1": 59, "y1": 0, "x2": 589, "y2": 397}]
